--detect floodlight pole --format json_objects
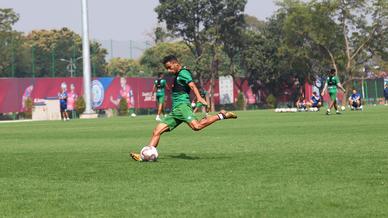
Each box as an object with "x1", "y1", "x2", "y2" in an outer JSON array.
[{"x1": 81, "y1": 0, "x2": 94, "y2": 115}]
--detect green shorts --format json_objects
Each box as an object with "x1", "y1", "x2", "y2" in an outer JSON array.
[
  {"x1": 161, "y1": 103, "x2": 197, "y2": 131},
  {"x1": 329, "y1": 91, "x2": 337, "y2": 101},
  {"x1": 156, "y1": 95, "x2": 165, "y2": 104}
]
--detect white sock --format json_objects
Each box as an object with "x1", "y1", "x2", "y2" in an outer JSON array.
[{"x1": 217, "y1": 113, "x2": 224, "y2": 120}]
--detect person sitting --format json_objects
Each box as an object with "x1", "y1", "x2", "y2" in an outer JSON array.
[
  {"x1": 348, "y1": 89, "x2": 361, "y2": 110},
  {"x1": 296, "y1": 96, "x2": 307, "y2": 111},
  {"x1": 306, "y1": 91, "x2": 322, "y2": 111}
]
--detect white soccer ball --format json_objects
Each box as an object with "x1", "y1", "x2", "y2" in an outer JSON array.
[
  {"x1": 341, "y1": 106, "x2": 346, "y2": 111},
  {"x1": 131, "y1": 113, "x2": 137, "y2": 117},
  {"x1": 140, "y1": 146, "x2": 158, "y2": 161}
]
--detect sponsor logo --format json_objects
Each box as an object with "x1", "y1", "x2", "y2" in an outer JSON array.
[{"x1": 92, "y1": 80, "x2": 104, "y2": 108}]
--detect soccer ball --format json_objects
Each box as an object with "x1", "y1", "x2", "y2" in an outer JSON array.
[
  {"x1": 140, "y1": 146, "x2": 158, "y2": 161},
  {"x1": 131, "y1": 113, "x2": 137, "y2": 117},
  {"x1": 341, "y1": 106, "x2": 346, "y2": 111}
]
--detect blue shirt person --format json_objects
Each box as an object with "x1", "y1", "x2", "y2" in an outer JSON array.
[
  {"x1": 307, "y1": 91, "x2": 322, "y2": 110},
  {"x1": 58, "y1": 82, "x2": 70, "y2": 121},
  {"x1": 348, "y1": 89, "x2": 361, "y2": 110}
]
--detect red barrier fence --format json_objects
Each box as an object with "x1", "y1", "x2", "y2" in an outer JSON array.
[{"x1": 0, "y1": 76, "x2": 246, "y2": 113}]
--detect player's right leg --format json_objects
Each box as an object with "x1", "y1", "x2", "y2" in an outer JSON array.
[{"x1": 188, "y1": 110, "x2": 237, "y2": 131}]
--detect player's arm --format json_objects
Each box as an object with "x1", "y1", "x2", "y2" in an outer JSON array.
[
  {"x1": 321, "y1": 82, "x2": 328, "y2": 96},
  {"x1": 188, "y1": 82, "x2": 207, "y2": 105},
  {"x1": 151, "y1": 84, "x2": 156, "y2": 96},
  {"x1": 337, "y1": 82, "x2": 346, "y2": 92}
]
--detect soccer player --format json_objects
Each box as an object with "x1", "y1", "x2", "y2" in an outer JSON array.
[
  {"x1": 58, "y1": 82, "x2": 69, "y2": 121},
  {"x1": 306, "y1": 91, "x2": 322, "y2": 110},
  {"x1": 152, "y1": 72, "x2": 167, "y2": 121},
  {"x1": 130, "y1": 55, "x2": 237, "y2": 161},
  {"x1": 348, "y1": 89, "x2": 361, "y2": 110},
  {"x1": 321, "y1": 69, "x2": 346, "y2": 115}
]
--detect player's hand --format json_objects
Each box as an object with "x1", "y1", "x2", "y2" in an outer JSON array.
[
  {"x1": 198, "y1": 97, "x2": 208, "y2": 106},
  {"x1": 321, "y1": 92, "x2": 324, "y2": 96}
]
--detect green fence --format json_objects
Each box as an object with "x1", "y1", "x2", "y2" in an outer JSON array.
[{"x1": 351, "y1": 78, "x2": 384, "y2": 104}]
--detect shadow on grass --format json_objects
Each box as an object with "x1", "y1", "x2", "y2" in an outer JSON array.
[
  {"x1": 168, "y1": 153, "x2": 200, "y2": 160},
  {"x1": 167, "y1": 153, "x2": 231, "y2": 160}
]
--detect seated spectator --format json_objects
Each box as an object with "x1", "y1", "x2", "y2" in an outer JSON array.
[
  {"x1": 348, "y1": 89, "x2": 361, "y2": 110},
  {"x1": 296, "y1": 96, "x2": 307, "y2": 111},
  {"x1": 306, "y1": 91, "x2": 322, "y2": 110}
]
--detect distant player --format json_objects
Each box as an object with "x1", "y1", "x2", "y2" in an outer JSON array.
[
  {"x1": 306, "y1": 91, "x2": 322, "y2": 110},
  {"x1": 130, "y1": 55, "x2": 237, "y2": 161},
  {"x1": 152, "y1": 73, "x2": 167, "y2": 121},
  {"x1": 348, "y1": 89, "x2": 361, "y2": 110},
  {"x1": 321, "y1": 69, "x2": 346, "y2": 115},
  {"x1": 58, "y1": 82, "x2": 69, "y2": 121}
]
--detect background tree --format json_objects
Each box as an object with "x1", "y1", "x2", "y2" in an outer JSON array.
[
  {"x1": 0, "y1": 8, "x2": 18, "y2": 32},
  {"x1": 0, "y1": 8, "x2": 28, "y2": 77},
  {"x1": 25, "y1": 28, "x2": 107, "y2": 77},
  {"x1": 278, "y1": 0, "x2": 388, "y2": 87},
  {"x1": 140, "y1": 42, "x2": 195, "y2": 75},
  {"x1": 155, "y1": 0, "x2": 211, "y2": 81},
  {"x1": 106, "y1": 57, "x2": 148, "y2": 77},
  {"x1": 156, "y1": 0, "x2": 247, "y2": 110}
]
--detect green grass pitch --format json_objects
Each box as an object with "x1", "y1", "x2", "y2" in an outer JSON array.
[{"x1": 0, "y1": 106, "x2": 387, "y2": 217}]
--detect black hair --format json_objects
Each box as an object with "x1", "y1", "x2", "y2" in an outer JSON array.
[
  {"x1": 162, "y1": 55, "x2": 178, "y2": 65},
  {"x1": 330, "y1": 68, "x2": 336, "y2": 74},
  {"x1": 158, "y1": 72, "x2": 164, "y2": 77}
]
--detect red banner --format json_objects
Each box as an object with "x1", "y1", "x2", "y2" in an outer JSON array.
[{"x1": 0, "y1": 77, "x2": 242, "y2": 113}]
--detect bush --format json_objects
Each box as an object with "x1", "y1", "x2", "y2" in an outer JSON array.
[
  {"x1": 118, "y1": 98, "x2": 128, "y2": 116},
  {"x1": 236, "y1": 92, "x2": 245, "y2": 110},
  {"x1": 23, "y1": 98, "x2": 33, "y2": 119},
  {"x1": 266, "y1": 94, "x2": 276, "y2": 109},
  {"x1": 75, "y1": 96, "x2": 86, "y2": 115}
]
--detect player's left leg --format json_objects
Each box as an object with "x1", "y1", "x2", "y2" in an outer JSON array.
[
  {"x1": 130, "y1": 123, "x2": 170, "y2": 161},
  {"x1": 130, "y1": 113, "x2": 180, "y2": 161}
]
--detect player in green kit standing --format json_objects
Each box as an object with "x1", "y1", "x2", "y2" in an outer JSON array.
[
  {"x1": 130, "y1": 55, "x2": 237, "y2": 161},
  {"x1": 321, "y1": 68, "x2": 346, "y2": 115},
  {"x1": 152, "y1": 72, "x2": 167, "y2": 121}
]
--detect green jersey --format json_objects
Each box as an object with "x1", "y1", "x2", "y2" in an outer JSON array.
[
  {"x1": 154, "y1": 78, "x2": 166, "y2": 96},
  {"x1": 326, "y1": 76, "x2": 339, "y2": 93},
  {"x1": 172, "y1": 68, "x2": 192, "y2": 108}
]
